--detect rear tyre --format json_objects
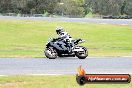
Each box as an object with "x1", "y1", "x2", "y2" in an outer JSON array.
[
  {"x1": 44, "y1": 47, "x2": 58, "y2": 59},
  {"x1": 75, "y1": 46, "x2": 88, "y2": 59}
]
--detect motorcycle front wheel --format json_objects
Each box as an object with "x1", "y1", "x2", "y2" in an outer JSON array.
[
  {"x1": 75, "y1": 46, "x2": 88, "y2": 59},
  {"x1": 44, "y1": 47, "x2": 58, "y2": 59}
]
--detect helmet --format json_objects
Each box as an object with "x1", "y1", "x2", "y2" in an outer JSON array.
[{"x1": 56, "y1": 27, "x2": 64, "y2": 35}]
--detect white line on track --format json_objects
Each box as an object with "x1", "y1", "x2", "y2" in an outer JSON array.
[
  {"x1": 28, "y1": 74, "x2": 65, "y2": 76},
  {"x1": 99, "y1": 23, "x2": 108, "y2": 24},
  {"x1": 121, "y1": 24, "x2": 129, "y2": 25},
  {"x1": 0, "y1": 75, "x2": 8, "y2": 77}
]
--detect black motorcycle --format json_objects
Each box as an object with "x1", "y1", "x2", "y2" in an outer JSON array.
[{"x1": 44, "y1": 38, "x2": 88, "y2": 59}]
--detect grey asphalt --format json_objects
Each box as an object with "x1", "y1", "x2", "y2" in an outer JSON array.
[
  {"x1": 0, "y1": 57, "x2": 132, "y2": 75},
  {"x1": 0, "y1": 16, "x2": 132, "y2": 25}
]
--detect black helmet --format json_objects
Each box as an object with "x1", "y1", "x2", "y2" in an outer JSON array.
[{"x1": 56, "y1": 27, "x2": 64, "y2": 35}]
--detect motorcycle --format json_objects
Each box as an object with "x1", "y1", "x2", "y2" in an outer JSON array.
[{"x1": 44, "y1": 38, "x2": 88, "y2": 59}]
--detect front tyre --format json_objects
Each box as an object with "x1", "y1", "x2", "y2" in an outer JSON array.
[
  {"x1": 44, "y1": 47, "x2": 58, "y2": 59},
  {"x1": 75, "y1": 46, "x2": 88, "y2": 59}
]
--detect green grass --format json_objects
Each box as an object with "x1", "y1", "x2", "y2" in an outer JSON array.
[
  {"x1": 0, "y1": 20, "x2": 132, "y2": 57},
  {"x1": 0, "y1": 75, "x2": 131, "y2": 88}
]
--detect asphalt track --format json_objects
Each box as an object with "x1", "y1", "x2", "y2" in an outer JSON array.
[
  {"x1": 0, "y1": 57, "x2": 132, "y2": 75},
  {"x1": 0, "y1": 16, "x2": 132, "y2": 25}
]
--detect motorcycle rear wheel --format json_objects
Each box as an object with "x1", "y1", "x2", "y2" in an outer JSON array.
[{"x1": 45, "y1": 47, "x2": 58, "y2": 59}]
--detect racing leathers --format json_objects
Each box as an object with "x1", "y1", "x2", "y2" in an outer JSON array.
[{"x1": 57, "y1": 31, "x2": 73, "y2": 53}]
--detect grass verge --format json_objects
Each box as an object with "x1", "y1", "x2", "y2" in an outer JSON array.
[
  {"x1": 0, "y1": 75, "x2": 131, "y2": 88},
  {"x1": 0, "y1": 20, "x2": 132, "y2": 57}
]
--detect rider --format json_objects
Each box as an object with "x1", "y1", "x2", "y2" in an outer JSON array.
[{"x1": 56, "y1": 27, "x2": 73, "y2": 53}]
